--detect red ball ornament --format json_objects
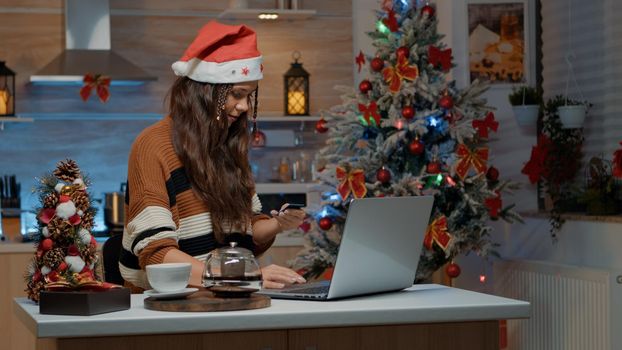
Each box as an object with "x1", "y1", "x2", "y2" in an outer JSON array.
[
  {"x1": 58, "y1": 262, "x2": 68, "y2": 271},
  {"x1": 446, "y1": 263, "x2": 461, "y2": 278},
  {"x1": 427, "y1": 162, "x2": 441, "y2": 174},
  {"x1": 486, "y1": 166, "x2": 500, "y2": 182},
  {"x1": 376, "y1": 167, "x2": 392, "y2": 183},
  {"x1": 41, "y1": 238, "x2": 53, "y2": 251},
  {"x1": 396, "y1": 46, "x2": 410, "y2": 59},
  {"x1": 318, "y1": 217, "x2": 333, "y2": 230},
  {"x1": 370, "y1": 57, "x2": 384, "y2": 72},
  {"x1": 408, "y1": 139, "x2": 425, "y2": 155},
  {"x1": 421, "y1": 5, "x2": 435, "y2": 17},
  {"x1": 315, "y1": 118, "x2": 328, "y2": 133},
  {"x1": 401, "y1": 106, "x2": 415, "y2": 120},
  {"x1": 47, "y1": 270, "x2": 59, "y2": 282},
  {"x1": 359, "y1": 80, "x2": 372, "y2": 94},
  {"x1": 439, "y1": 95, "x2": 454, "y2": 109}
]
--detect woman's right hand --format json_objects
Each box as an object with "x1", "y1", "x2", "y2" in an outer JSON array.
[
  {"x1": 261, "y1": 264, "x2": 306, "y2": 289},
  {"x1": 270, "y1": 204, "x2": 305, "y2": 232}
]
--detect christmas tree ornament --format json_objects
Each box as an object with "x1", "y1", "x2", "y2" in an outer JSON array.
[
  {"x1": 315, "y1": 118, "x2": 328, "y2": 133},
  {"x1": 479, "y1": 274, "x2": 487, "y2": 283},
  {"x1": 370, "y1": 57, "x2": 384, "y2": 72},
  {"x1": 376, "y1": 167, "x2": 392, "y2": 183},
  {"x1": 421, "y1": 4, "x2": 435, "y2": 17},
  {"x1": 408, "y1": 139, "x2": 425, "y2": 155},
  {"x1": 472, "y1": 112, "x2": 499, "y2": 139},
  {"x1": 355, "y1": 50, "x2": 366, "y2": 73},
  {"x1": 382, "y1": 9, "x2": 399, "y2": 32},
  {"x1": 428, "y1": 46, "x2": 452, "y2": 72},
  {"x1": 358, "y1": 101, "x2": 382, "y2": 126},
  {"x1": 80, "y1": 74, "x2": 111, "y2": 103},
  {"x1": 401, "y1": 105, "x2": 415, "y2": 120},
  {"x1": 424, "y1": 215, "x2": 451, "y2": 251},
  {"x1": 250, "y1": 116, "x2": 266, "y2": 148},
  {"x1": 383, "y1": 54, "x2": 419, "y2": 93},
  {"x1": 359, "y1": 80, "x2": 373, "y2": 94},
  {"x1": 336, "y1": 166, "x2": 367, "y2": 199},
  {"x1": 455, "y1": 144, "x2": 489, "y2": 179},
  {"x1": 396, "y1": 46, "x2": 410, "y2": 59},
  {"x1": 426, "y1": 161, "x2": 441, "y2": 174},
  {"x1": 486, "y1": 166, "x2": 500, "y2": 182},
  {"x1": 485, "y1": 192, "x2": 502, "y2": 219},
  {"x1": 41, "y1": 238, "x2": 53, "y2": 251},
  {"x1": 439, "y1": 95, "x2": 454, "y2": 109},
  {"x1": 318, "y1": 217, "x2": 333, "y2": 230},
  {"x1": 446, "y1": 262, "x2": 461, "y2": 278}
]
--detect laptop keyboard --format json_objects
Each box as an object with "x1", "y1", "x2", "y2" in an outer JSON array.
[{"x1": 281, "y1": 285, "x2": 329, "y2": 295}]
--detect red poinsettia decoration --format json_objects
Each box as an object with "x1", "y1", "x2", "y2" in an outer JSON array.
[
  {"x1": 382, "y1": 54, "x2": 419, "y2": 93},
  {"x1": 80, "y1": 73, "x2": 111, "y2": 103},
  {"x1": 472, "y1": 112, "x2": 499, "y2": 139},
  {"x1": 521, "y1": 135, "x2": 552, "y2": 184},
  {"x1": 428, "y1": 45, "x2": 452, "y2": 72},
  {"x1": 382, "y1": 9, "x2": 399, "y2": 32},
  {"x1": 355, "y1": 50, "x2": 366, "y2": 73},
  {"x1": 613, "y1": 141, "x2": 622, "y2": 179},
  {"x1": 358, "y1": 101, "x2": 382, "y2": 126}
]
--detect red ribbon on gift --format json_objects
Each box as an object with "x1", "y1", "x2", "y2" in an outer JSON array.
[
  {"x1": 485, "y1": 191, "x2": 502, "y2": 219},
  {"x1": 455, "y1": 144, "x2": 489, "y2": 179},
  {"x1": 613, "y1": 141, "x2": 622, "y2": 179},
  {"x1": 382, "y1": 9, "x2": 399, "y2": 32},
  {"x1": 472, "y1": 112, "x2": 499, "y2": 139},
  {"x1": 424, "y1": 215, "x2": 452, "y2": 251},
  {"x1": 80, "y1": 74, "x2": 111, "y2": 103},
  {"x1": 382, "y1": 54, "x2": 419, "y2": 93},
  {"x1": 45, "y1": 270, "x2": 122, "y2": 292},
  {"x1": 355, "y1": 50, "x2": 366, "y2": 73},
  {"x1": 428, "y1": 45, "x2": 452, "y2": 72},
  {"x1": 358, "y1": 101, "x2": 381, "y2": 126},
  {"x1": 336, "y1": 166, "x2": 367, "y2": 200}
]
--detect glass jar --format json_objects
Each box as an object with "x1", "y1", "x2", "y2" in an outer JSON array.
[{"x1": 202, "y1": 242, "x2": 262, "y2": 290}]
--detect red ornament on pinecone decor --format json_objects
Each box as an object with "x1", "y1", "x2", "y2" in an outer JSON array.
[
  {"x1": 409, "y1": 139, "x2": 425, "y2": 155},
  {"x1": 315, "y1": 118, "x2": 328, "y2": 133},
  {"x1": 359, "y1": 80, "x2": 372, "y2": 94},
  {"x1": 370, "y1": 57, "x2": 384, "y2": 72},
  {"x1": 401, "y1": 106, "x2": 415, "y2": 120},
  {"x1": 376, "y1": 167, "x2": 392, "y2": 183},
  {"x1": 439, "y1": 95, "x2": 454, "y2": 110},
  {"x1": 446, "y1": 263, "x2": 461, "y2": 278},
  {"x1": 318, "y1": 217, "x2": 333, "y2": 230}
]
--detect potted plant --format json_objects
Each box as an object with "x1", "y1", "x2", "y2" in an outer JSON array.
[
  {"x1": 558, "y1": 98, "x2": 589, "y2": 129},
  {"x1": 508, "y1": 86, "x2": 541, "y2": 126},
  {"x1": 578, "y1": 156, "x2": 620, "y2": 215}
]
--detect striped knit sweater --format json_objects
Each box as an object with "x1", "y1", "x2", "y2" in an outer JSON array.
[{"x1": 119, "y1": 116, "x2": 272, "y2": 290}]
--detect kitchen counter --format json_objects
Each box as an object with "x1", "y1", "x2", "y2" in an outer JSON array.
[{"x1": 13, "y1": 284, "x2": 529, "y2": 350}]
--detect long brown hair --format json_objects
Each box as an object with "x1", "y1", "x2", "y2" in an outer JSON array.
[{"x1": 168, "y1": 77, "x2": 257, "y2": 241}]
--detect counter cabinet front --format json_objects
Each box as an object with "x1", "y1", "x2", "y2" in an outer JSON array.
[{"x1": 14, "y1": 284, "x2": 530, "y2": 350}]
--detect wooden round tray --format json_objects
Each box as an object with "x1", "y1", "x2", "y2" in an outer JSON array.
[{"x1": 144, "y1": 290, "x2": 270, "y2": 312}]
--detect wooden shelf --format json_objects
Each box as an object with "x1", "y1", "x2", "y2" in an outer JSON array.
[
  {"x1": 520, "y1": 211, "x2": 622, "y2": 224},
  {"x1": 0, "y1": 117, "x2": 34, "y2": 131},
  {"x1": 255, "y1": 182, "x2": 321, "y2": 194}
]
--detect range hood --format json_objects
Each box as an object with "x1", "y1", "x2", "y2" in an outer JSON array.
[{"x1": 30, "y1": 0, "x2": 157, "y2": 85}]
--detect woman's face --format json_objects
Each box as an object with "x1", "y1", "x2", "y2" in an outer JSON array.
[{"x1": 225, "y1": 81, "x2": 258, "y2": 126}]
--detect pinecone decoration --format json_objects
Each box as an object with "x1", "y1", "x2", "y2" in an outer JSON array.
[
  {"x1": 42, "y1": 248, "x2": 65, "y2": 269},
  {"x1": 72, "y1": 191, "x2": 90, "y2": 212},
  {"x1": 80, "y1": 244, "x2": 97, "y2": 265},
  {"x1": 48, "y1": 217, "x2": 72, "y2": 244},
  {"x1": 53, "y1": 159, "x2": 81, "y2": 182},
  {"x1": 43, "y1": 193, "x2": 59, "y2": 208},
  {"x1": 80, "y1": 210, "x2": 95, "y2": 230},
  {"x1": 26, "y1": 280, "x2": 45, "y2": 303}
]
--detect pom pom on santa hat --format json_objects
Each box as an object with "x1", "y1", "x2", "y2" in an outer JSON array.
[{"x1": 171, "y1": 21, "x2": 263, "y2": 84}]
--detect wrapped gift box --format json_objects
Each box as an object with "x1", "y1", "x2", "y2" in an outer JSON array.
[{"x1": 39, "y1": 287, "x2": 131, "y2": 316}]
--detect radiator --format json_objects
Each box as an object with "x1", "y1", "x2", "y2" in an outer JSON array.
[{"x1": 493, "y1": 260, "x2": 622, "y2": 350}]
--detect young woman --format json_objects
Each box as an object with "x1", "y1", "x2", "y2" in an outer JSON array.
[{"x1": 119, "y1": 21, "x2": 306, "y2": 291}]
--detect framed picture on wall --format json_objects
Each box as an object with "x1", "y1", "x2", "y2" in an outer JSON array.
[{"x1": 466, "y1": 0, "x2": 535, "y2": 86}]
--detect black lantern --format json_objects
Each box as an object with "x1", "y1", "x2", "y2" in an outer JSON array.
[
  {"x1": 0, "y1": 61, "x2": 15, "y2": 117},
  {"x1": 284, "y1": 51, "x2": 310, "y2": 116}
]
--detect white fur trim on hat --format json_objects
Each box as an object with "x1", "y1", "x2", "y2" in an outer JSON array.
[{"x1": 172, "y1": 56, "x2": 263, "y2": 84}]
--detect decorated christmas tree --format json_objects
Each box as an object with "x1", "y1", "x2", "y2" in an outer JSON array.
[
  {"x1": 292, "y1": 1, "x2": 521, "y2": 282},
  {"x1": 24, "y1": 159, "x2": 108, "y2": 302}
]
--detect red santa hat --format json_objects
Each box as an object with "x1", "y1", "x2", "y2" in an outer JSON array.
[{"x1": 172, "y1": 21, "x2": 263, "y2": 84}]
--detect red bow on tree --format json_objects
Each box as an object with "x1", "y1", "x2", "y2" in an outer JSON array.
[
  {"x1": 383, "y1": 9, "x2": 399, "y2": 32},
  {"x1": 336, "y1": 166, "x2": 367, "y2": 200},
  {"x1": 613, "y1": 141, "x2": 622, "y2": 178},
  {"x1": 424, "y1": 215, "x2": 452, "y2": 251},
  {"x1": 472, "y1": 112, "x2": 499, "y2": 138},
  {"x1": 428, "y1": 45, "x2": 452, "y2": 72},
  {"x1": 358, "y1": 101, "x2": 382, "y2": 126},
  {"x1": 80, "y1": 73, "x2": 111, "y2": 103},
  {"x1": 521, "y1": 135, "x2": 552, "y2": 184},
  {"x1": 355, "y1": 50, "x2": 366, "y2": 73},
  {"x1": 382, "y1": 54, "x2": 419, "y2": 93},
  {"x1": 485, "y1": 191, "x2": 502, "y2": 219},
  {"x1": 455, "y1": 144, "x2": 489, "y2": 179}
]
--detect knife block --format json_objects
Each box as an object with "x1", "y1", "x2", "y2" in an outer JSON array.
[{"x1": 1, "y1": 212, "x2": 21, "y2": 242}]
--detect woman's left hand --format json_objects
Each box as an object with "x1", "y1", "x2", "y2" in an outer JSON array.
[
  {"x1": 261, "y1": 264, "x2": 306, "y2": 289},
  {"x1": 270, "y1": 204, "x2": 305, "y2": 231}
]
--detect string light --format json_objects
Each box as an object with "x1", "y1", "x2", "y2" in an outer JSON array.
[
  {"x1": 479, "y1": 274, "x2": 487, "y2": 283},
  {"x1": 376, "y1": 20, "x2": 390, "y2": 35}
]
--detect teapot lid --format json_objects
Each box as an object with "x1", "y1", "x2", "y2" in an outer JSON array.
[{"x1": 217, "y1": 241, "x2": 254, "y2": 258}]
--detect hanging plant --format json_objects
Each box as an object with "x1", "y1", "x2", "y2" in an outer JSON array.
[{"x1": 508, "y1": 86, "x2": 542, "y2": 127}]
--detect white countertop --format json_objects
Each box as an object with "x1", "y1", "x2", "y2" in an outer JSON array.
[{"x1": 14, "y1": 284, "x2": 530, "y2": 338}]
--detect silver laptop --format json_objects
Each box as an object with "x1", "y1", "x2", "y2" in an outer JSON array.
[{"x1": 259, "y1": 196, "x2": 434, "y2": 300}]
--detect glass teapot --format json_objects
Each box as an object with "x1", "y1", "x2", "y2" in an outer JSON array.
[{"x1": 202, "y1": 242, "x2": 262, "y2": 290}]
